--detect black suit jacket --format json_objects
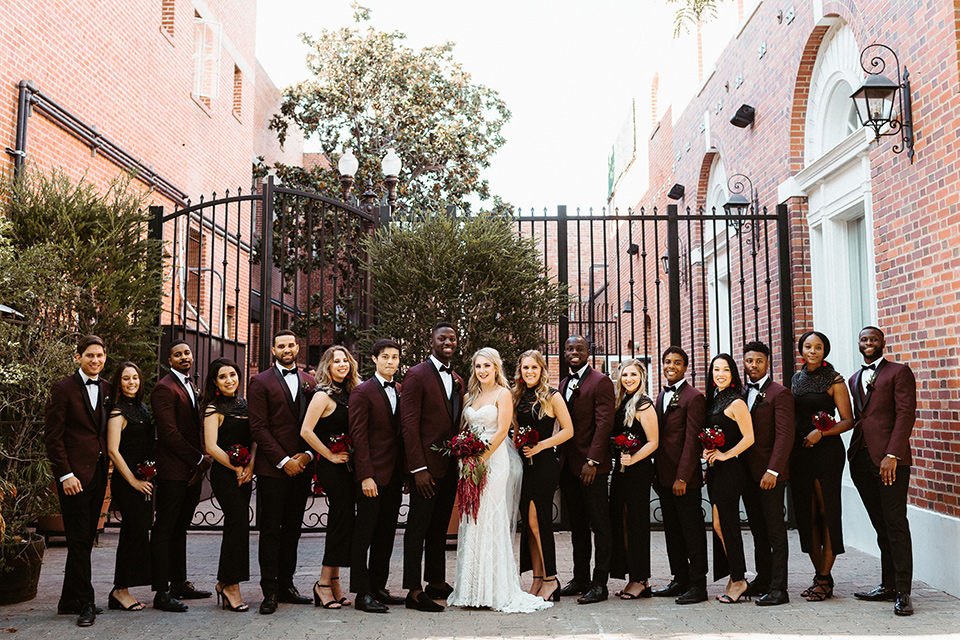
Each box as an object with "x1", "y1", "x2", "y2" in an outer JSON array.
[{"x1": 44, "y1": 372, "x2": 112, "y2": 487}]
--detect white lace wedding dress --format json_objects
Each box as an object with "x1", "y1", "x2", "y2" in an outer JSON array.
[{"x1": 447, "y1": 404, "x2": 553, "y2": 613}]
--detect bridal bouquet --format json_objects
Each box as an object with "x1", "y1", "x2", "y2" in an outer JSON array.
[
  {"x1": 812, "y1": 411, "x2": 836, "y2": 432},
  {"x1": 227, "y1": 444, "x2": 251, "y2": 467},
  {"x1": 612, "y1": 433, "x2": 643, "y2": 472},
  {"x1": 328, "y1": 433, "x2": 354, "y2": 472},
  {"x1": 432, "y1": 429, "x2": 488, "y2": 522},
  {"x1": 515, "y1": 425, "x2": 540, "y2": 465}
]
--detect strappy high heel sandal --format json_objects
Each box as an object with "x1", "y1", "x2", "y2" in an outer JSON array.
[
  {"x1": 330, "y1": 576, "x2": 350, "y2": 606},
  {"x1": 539, "y1": 577, "x2": 560, "y2": 602},
  {"x1": 215, "y1": 584, "x2": 249, "y2": 612},
  {"x1": 806, "y1": 574, "x2": 834, "y2": 602},
  {"x1": 108, "y1": 587, "x2": 144, "y2": 611},
  {"x1": 313, "y1": 581, "x2": 342, "y2": 609}
]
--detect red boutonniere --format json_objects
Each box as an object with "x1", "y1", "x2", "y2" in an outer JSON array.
[
  {"x1": 302, "y1": 381, "x2": 315, "y2": 394},
  {"x1": 665, "y1": 392, "x2": 680, "y2": 412}
]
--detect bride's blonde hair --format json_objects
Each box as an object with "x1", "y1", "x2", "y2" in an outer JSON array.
[{"x1": 464, "y1": 347, "x2": 510, "y2": 411}]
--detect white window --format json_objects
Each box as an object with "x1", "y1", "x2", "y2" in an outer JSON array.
[{"x1": 193, "y1": 17, "x2": 222, "y2": 99}]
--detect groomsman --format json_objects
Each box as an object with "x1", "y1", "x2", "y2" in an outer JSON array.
[
  {"x1": 151, "y1": 340, "x2": 211, "y2": 612},
  {"x1": 557, "y1": 335, "x2": 614, "y2": 604},
  {"x1": 349, "y1": 339, "x2": 405, "y2": 613},
  {"x1": 401, "y1": 322, "x2": 464, "y2": 612},
  {"x1": 651, "y1": 346, "x2": 708, "y2": 604},
  {"x1": 249, "y1": 330, "x2": 317, "y2": 614},
  {"x1": 740, "y1": 341, "x2": 794, "y2": 606},
  {"x1": 848, "y1": 326, "x2": 917, "y2": 616},
  {"x1": 44, "y1": 335, "x2": 112, "y2": 626}
]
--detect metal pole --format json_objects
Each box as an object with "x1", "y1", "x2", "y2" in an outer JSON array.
[
  {"x1": 776, "y1": 203, "x2": 795, "y2": 386},
  {"x1": 557, "y1": 205, "x2": 569, "y2": 379},
  {"x1": 258, "y1": 176, "x2": 275, "y2": 372},
  {"x1": 667, "y1": 204, "x2": 681, "y2": 346}
]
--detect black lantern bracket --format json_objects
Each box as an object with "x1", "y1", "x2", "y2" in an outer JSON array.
[{"x1": 852, "y1": 43, "x2": 915, "y2": 163}]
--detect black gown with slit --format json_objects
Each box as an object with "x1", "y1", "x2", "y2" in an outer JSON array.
[{"x1": 517, "y1": 387, "x2": 561, "y2": 577}]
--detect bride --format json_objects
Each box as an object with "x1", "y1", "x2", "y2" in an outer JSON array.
[{"x1": 447, "y1": 348, "x2": 552, "y2": 613}]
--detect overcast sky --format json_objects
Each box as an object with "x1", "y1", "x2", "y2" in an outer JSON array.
[{"x1": 256, "y1": 0, "x2": 746, "y2": 211}]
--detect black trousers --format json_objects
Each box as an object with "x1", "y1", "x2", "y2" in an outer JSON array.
[
  {"x1": 655, "y1": 481, "x2": 707, "y2": 587},
  {"x1": 708, "y1": 459, "x2": 749, "y2": 582},
  {"x1": 742, "y1": 478, "x2": 788, "y2": 591},
  {"x1": 850, "y1": 449, "x2": 913, "y2": 593},
  {"x1": 316, "y1": 459, "x2": 355, "y2": 568},
  {"x1": 350, "y1": 477, "x2": 402, "y2": 595},
  {"x1": 150, "y1": 478, "x2": 201, "y2": 592},
  {"x1": 56, "y1": 458, "x2": 107, "y2": 607},
  {"x1": 256, "y1": 472, "x2": 310, "y2": 596},
  {"x1": 559, "y1": 465, "x2": 611, "y2": 585},
  {"x1": 610, "y1": 460, "x2": 653, "y2": 582},
  {"x1": 110, "y1": 472, "x2": 153, "y2": 589},
  {"x1": 402, "y1": 463, "x2": 457, "y2": 591},
  {"x1": 210, "y1": 464, "x2": 252, "y2": 584}
]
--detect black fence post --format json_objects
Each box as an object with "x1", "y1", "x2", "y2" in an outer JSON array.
[
  {"x1": 258, "y1": 177, "x2": 275, "y2": 373},
  {"x1": 557, "y1": 205, "x2": 569, "y2": 377},
  {"x1": 148, "y1": 205, "x2": 164, "y2": 382},
  {"x1": 667, "y1": 204, "x2": 681, "y2": 346},
  {"x1": 776, "y1": 203, "x2": 794, "y2": 386}
]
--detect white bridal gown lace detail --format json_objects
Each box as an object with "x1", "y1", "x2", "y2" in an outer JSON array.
[{"x1": 447, "y1": 404, "x2": 553, "y2": 613}]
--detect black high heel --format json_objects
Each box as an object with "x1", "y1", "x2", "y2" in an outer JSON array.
[
  {"x1": 331, "y1": 576, "x2": 350, "y2": 606},
  {"x1": 108, "y1": 587, "x2": 144, "y2": 611},
  {"x1": 540, "y1": 577, "x2": 560, "y2": 602},
  {"x1": 215, "y1": 584, "x2": 249, "y2": 612},
  {"x1": 313, "y1": 581, "x2": 342, "y2": 609}
]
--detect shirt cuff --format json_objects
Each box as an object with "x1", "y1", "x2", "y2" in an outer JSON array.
[
  {"x1": 277, "y1": 456, "x2": 291, "y2": 469},
  {"x1": 766, "y1": 469, "x2": 779, "y2": 477},
  {"x1": 59, "y1": 472, "x2": 75, "y2": 483},
  {"x1": 198, "y1": 455, "x2": 205, "y2": 465},
  {"x1": 303, "y1": 450, "x2": 315, "y2": 461},
  {"x1": 410, "y1": 466, "x2": 427, "y2": 474},
  {"x1": 885, "y1": 454, "x2": 900, "y2": 460}
]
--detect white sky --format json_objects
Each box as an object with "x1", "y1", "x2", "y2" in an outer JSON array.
[{"x1": 256, "y1": 0, "x2": 747, "y2": 212}]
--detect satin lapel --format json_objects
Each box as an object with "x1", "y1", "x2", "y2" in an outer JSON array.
[
  {"x1": 296, "y1": 371, "x2": 309, "y2": 423},
  {"x1": 852, "y1": 370, "x2": 865, "y2": 415},
  {"x1": 374, "y1": 379, "x2": 395, "y2": 417},
  {"x1": 272, "y1": 367, "x2": 298, "y2": 416},
  {"x1": 452, "y1": 373, "x2": 462, "y2": 419},
  {"x1": 427, "y1": 363, "x2": 454, "y2": 422},
  {"x1": 74, "y1": 372, "x2": 99, "y2": 428},
  {"x1": 655, "y1": 390, "x2": 665, "y2": 419}
]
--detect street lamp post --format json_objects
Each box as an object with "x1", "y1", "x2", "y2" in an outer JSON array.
[
  {"x1": 850, "y1": 43, "x2": 915, "y2": 163},
  {"x1": 336, "y1": 147, "x2": 403, "y2": 218}
]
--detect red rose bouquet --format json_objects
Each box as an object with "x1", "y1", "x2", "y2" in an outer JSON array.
[
  {"x1": 812, "y1": 411, "x2": 836, "y2": 433},
  {"x1": 134, "y1": 460, "x2": 157, "y2": 501},
  {"x1": 227, "y1": 444, "x2": 251, "y2": 467},
  {"x1": 613, "y1": 433, "x2": 643, "y2": 473},
  {"x1": 433, "y1": 429, "x2": 489, "y2": 522},
  {"x1": 515, "y1": 425, "x2": 540, "y2": 465},
  {"x1": 328, "y1": 433, "x2": 354, "y2": 471},
  {"x1": 699, "y1": 427, "x2": 725, "y2": 450}
]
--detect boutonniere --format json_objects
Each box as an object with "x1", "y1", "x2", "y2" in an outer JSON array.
[
  {"x1": 568, "y1": 379, "x2": 581, "y2": 399},
  {"x1": 103, "y1": 395, "x2": 110, "y2": 405},
  {"x1": 756, "y1": 390, "x2": 766, "y2": 405},
  {"x1": 665, "y1": 392, "x2": 680, "y2": 412},
  {"x1": 302, "y1": 381, "x2": 315, "y2": 393},
  {"x1": 866, "y1": 372, "x2": 877, "y2": 393},
  {"x1": 453, "y1": 378, "x2": 462, "y2": 393}
]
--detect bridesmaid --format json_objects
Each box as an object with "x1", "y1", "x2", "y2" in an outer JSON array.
[
  {"x1": 512, "y1": 350, "x2": 573, "y2": 602},
  {"x1": 609, "y1": 359, "x2": 658, "y2": 599},
  {"x1": 702, "y1": 354, "x2": 754, "y2": 603},
  {"x1": 105, "y1": 362, "x2": 155, "y2": 611},
  {"x1": 789, "y1": 331, "x2": 853, "y2": 601},
  {"x1": 301, "y1": 346, "x2": 361, "y2": 609},
  {"x1": 202, "y1": 358, "x2": 254, "y2": 612}
]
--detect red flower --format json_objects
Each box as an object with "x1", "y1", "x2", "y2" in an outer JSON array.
[
  {"x1": 134, "y1": 460, "x2": 157, "y2": 481},
  {"x1": 227, "y1": 444, "x2": 251, "y2": 466},
  {"x1": 613, "y1": 433, "x2": 643, "y2": 472},
  {"x1": 699, "y1": 427, "x2": 725, "y2": 450},
  {"x1": 515, "y1": 426, "x2": 540, "y2": 465},
  {"x1": 812, "y1": 411, "x2": 836, "y2": 432}
]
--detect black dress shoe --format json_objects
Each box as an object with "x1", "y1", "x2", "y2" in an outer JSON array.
[
  {"x1": 424, "y1": 582, "x2": 454, "y2": 599},
  {"x1": 372, "y1": 588, "x2": 406, "y2": 605},
  {"x1": 405, "y1": 592, "x2": 445, "y2": 612},
  {"x1": 744, "y1": 580, "x2": 769, "y2": 598},
  {"x1": 170, "y1": 581, "x2": 212, "y2": 599},
  {"x1": 76, "y1": 603, "x2": 96, "y2": 627},
  {"x1": 894, "y1": 592, "x2": 914, "y2": 616},
  {"x1": 258, "y1": 594, "x2": 278, "y2": 615},
  {"x1": 854, "y1": 585, "x2": 897, "y2": 601},
  {"x1": 557, "y1": 579, "x2": 591, "y2": 597},
  {"x1": 756, "y1": 589, "x2": 790, "y2": 606},
  {"x1": 356, "y1": 593, "x2": 389, "y2": 613},
  {"x1": 675, "y1": 585, "x2": 708, "y2": 605},
  {"x1": 652, "y1": 580, "x2": 689, "y2": 597},
  {"x1": 58, "y1": 601, "x2": 103, "y2": 615},
  {"x1": 577, "y1": 584, "x2": 608, "y2": 604},
  {"x1": 277, "y1": 586, "x2": 312, "y2": 604},
  {"x1": 153, "y1": 591, "x2": 189, "y2": 612}
]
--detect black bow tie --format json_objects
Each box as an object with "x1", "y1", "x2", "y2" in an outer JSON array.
[
  {"x1": 569, "y1": 372, "x2": 581, "y2": 380},
  {"x1": 85, "y1": 378, "x2": 100, "y2": 386},
  {"x1": 382, "y1": 380, "x2": 396, "y2": 389},
  {"x1": 663, "y1": 384, "x2": 677, "y2": 393},
  {"x1": 439, "y1": 364, "x2": 452, "y2": 374},
  {"x1": 282, "y1": 368, "x2": 298, "y2": 376},
  {"x1": 862, "y1": 363, "x2": 877, "y2": 371},
  {"x1": 746, "y1": 382, "x2": 761, "y2": 390}
]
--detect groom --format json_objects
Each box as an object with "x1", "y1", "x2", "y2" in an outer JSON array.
[{"x1": 401, "y1": 322, "x2": 464, "y2": 612}]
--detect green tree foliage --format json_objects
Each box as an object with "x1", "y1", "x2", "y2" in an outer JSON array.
[
  {"x1": 265, "y1": 5, "x2": 511, "y2": 214},
  {"x1": 4, "y1": 170, "x2": 164, "y2": 383},
  {"x1": 667, "y1": 0, "x2": 728, "y2": 36},
  {"x1": 364, "y1": 213, "x2": 567, "y2": 378}
]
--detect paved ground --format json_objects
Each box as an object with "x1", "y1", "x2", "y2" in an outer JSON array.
[{"x1": 2, "y1": 529, "x2": 958, "y2": 639}]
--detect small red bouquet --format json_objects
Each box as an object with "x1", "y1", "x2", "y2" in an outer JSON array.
[
  {"x1": 515, "y1": 425, "x2": 540, "y2": 465},
  {"x1": 699, "y1": 427, "x2": 725, "y2": 450},
  {"x1": 134, "y1": 460, "x2": 157, "y2": 501},
  {"x1": 328, "y1": 433, "x2": 354, "y2": 471},
  {"x1": 227, "y1": 444, "x2": 251, "y2": 467},
  {"x1": 613, "y1": 433, "x2": 643, "y2": 473},
  {"x1": 433, "y1": 430, "x2": 489, "y2": 522},
  {"x1": 812, "y1": 411, "x2": 836, "y2": 432}
]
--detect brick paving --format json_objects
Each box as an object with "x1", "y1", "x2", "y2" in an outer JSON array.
[{"x1": 3, "y1": 529, "x2": 958, "y2": 639}]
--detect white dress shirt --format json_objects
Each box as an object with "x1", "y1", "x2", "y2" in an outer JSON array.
[
  {"x1": 861, "y1": 357, "x2": 886, "y2": 395},
  {"x1": 661, "y1": 378, "x2": 686, "y2": 410},
  {"x1": 746, "y1": 374, "x2": 769, "y2": 411},
  {"x1": 430, "y1": 354, "x2": 453, "y2": 398},
  {"x1": 376, "y1": 372, "x2": 398, "y2": 413},
  {"x1": 565, "y1": 364, "x2": 590, "y2": 401},
  {"x1": 171, "y1": 369, "x2": 196, "y2": 406},
  {"x1": 277, "y1": 363, "x2": 300, "y2": 401}
]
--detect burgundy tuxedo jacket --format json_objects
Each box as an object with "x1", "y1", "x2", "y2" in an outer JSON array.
[
  {"x1": 741, "y1": 379, "x2": 794, "y2": 483},
  {"x1": 349, "y1": 377, "x2": 402, "y2": 486},
  {"x1": 152, "y1": 372, "x2": 203, "y2": 482},
  {"x1": 44, "y1": 372, "x2": 113, "y2": 487},
  {"x1": 559, "y1": 366, "x2": 615, "y2": 475},
  {"x1": 848, "y1": 359, "x2": 916, "y2": 466},
  {"x1": 654, "y1": 381, "x2": 706, "y2": 488},
  {"x1": 400, "y1": 360, "x2": 464, "y2": 478},
  {"x1": 248, "y1": 365, "x2": 316, "y2": 478}
]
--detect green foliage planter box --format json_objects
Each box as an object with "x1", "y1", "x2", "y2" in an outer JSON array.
[{"x1": 0, "y1": 535, "x2": 44, "y2": 605}]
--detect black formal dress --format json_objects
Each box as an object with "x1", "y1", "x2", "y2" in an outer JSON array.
[
  {"x1": 517, "y1": 387, "x2": 561, "y2": 577},
  {"x1": 207, "y1": 398, "x2": 253, "y2": 585},
  {"x1": 312, "y1": 388, "x2": 355, "y2": 568},
  {"x1": 790, "y1": 364, "x2": 845, "y2": 555},
  {"x1": 705, "y1": 388, "x2": 750, "y2": 582},
  {"x1": 110, "y1": 399, "x2": 155, "y2": 589},
  {"x1": 609, "y1": 392, "x2": 655, "y2": 584}
]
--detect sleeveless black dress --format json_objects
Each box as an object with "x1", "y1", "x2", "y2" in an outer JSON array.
[
  {"x1": 790, "y1": 364, "x2": 845, "y2": 555},
  {"x1": 312, "y1": 387, "x2": 355, "y2": 568},
  {"x1": 208, "y1": 396, "x2": 252, "y2": 584},
  {"x1": 705, "y1": 387, "x2": 750, "y2": 582},
  {"x1": 517, "y1": 387, "x2": 561, "y2": 577},
  {"x1": 609, "y1": 392, "x2": 655, "y2": 583},
  {"x1": 110, "y1": 399, "x2": 155, "y2": 588}
]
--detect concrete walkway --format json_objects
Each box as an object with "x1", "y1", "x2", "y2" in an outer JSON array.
[{"x1": 3, "y1": 529, "x2": 958, "y2": 639}]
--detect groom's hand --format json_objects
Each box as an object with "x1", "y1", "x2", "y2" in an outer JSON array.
[
  {"x1": 579, "y1": 463, "x2": 597, "y2": 485},
  {"x1": 414, "y1": 470, "x2": 436, "y2": 499}
]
